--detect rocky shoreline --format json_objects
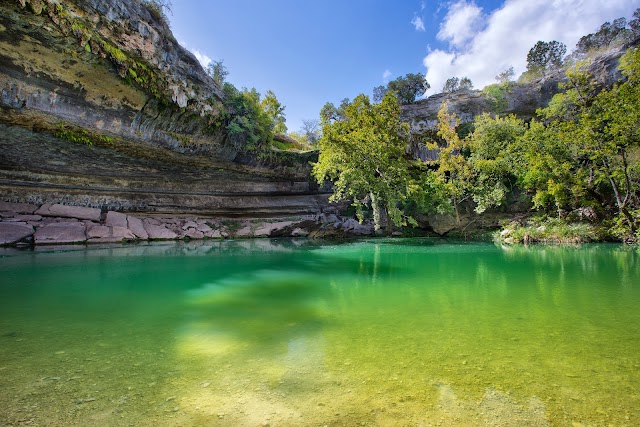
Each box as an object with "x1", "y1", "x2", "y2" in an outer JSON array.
[{"x1": 0, "y1": 202, "x2": 376, "y2": 246}]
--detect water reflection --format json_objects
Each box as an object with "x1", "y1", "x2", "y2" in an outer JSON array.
[{"x1": 0, "y1": 240, "x2": 639, "y2": 426}]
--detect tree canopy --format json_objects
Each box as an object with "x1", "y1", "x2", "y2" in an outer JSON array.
[
  {"x1": 442, "y1": 77, "x2": 473, "y2": 93},
  {"x1": 313, "y1": 93, "x2": 426, "y2": 230},
  {"x1": 373, "y1": 73, "x2": 429, "y2": 104},
  {"x1": 526, "y1": 40, "x2": 567, "y2": 76}
]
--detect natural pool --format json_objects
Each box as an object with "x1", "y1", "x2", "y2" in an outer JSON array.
[{"x1": 0, "y1": 239, "x2": 639, "y2": 426}]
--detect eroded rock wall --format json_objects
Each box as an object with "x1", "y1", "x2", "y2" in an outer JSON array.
[{"x1": 0, "y1": 0, "x2": 330, "y2": 218}]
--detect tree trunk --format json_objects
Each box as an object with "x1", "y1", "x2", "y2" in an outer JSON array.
[{"x1": 370, "y1": 192, "x2": 381, "y2": 232}]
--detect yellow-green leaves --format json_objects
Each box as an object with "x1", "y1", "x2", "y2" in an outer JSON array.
[{"x1": 313, "y1": 92, "x2": 417, "y2": 230}]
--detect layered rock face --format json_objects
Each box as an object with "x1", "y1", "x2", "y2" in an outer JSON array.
[{"x1": 0, "y1": 0, "x2": 329, "y2": 220}]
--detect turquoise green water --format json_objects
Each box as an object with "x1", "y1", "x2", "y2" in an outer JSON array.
[{"x1": 0, "y1": 239, "x2": 639, "y2": 426}]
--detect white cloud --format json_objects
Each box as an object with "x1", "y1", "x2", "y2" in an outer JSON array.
[
  {"x1": 383, "y1": 69, "x2": 393, "y2": 83},
  {"x1": 411, "y1": 15, "x2": 426, "y2": 32},
  {"x1": 437, "y1": 1, "x2": 483, "y2": 49},
  {"x1": 423, "y1": 0, "x2": 639, "y2": 96},
  {"x1": 191, "y1": 49, "x2": 212, "y2": 69}
]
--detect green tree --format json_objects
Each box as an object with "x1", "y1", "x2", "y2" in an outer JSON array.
[
  {"x1": 511, "y1": 119, "x2": 580, "y2": 215},
  {"x1": 575, "y1": 18, "x2": 631, "y2": 56},
  {"x1": 206, "y1": 60, "x2": 228, "y2": 86},
  {"x1": 432, "y1": 103, "x2": 475, "y2": 222},
  {"x1": 526, "y1": 40, "x2": 567, "y2": 76},
  {"x1": 319, "y1": 98, "x2": 350, "y2": 122},
  {"x1": 469, "y1": 114, "x2": 526, "y2": 212},
  {"x1": 373, "y1": 73, "x2": 430, "y2": 104},
  {"x1": 516, "y1": 48, "x2": 640, "y2": 237},
  {"x1": 495, "y1": 66, "x2": 515, "y2": 83},
  {"x1": 261, "y1": 90, "x2": 287, "y2": 134},
  {"x1": 313, "y1": 93, "x2": 422, "y2": 230},
  {"x1": 459, "y1": 77, "x2": 473, "y2": 90},
  {"x1": 442, "y1": 76, "x2": 473, "y2": 93},
  {"x1": 442, "y1": 77, "x2": 459, "y2": 93},
  {"x1": 222, "y1": 84, "x2": 273, "y2": 153},
  {"x1": 300, "y1": 119, "x2": 320, "y2": 145}
]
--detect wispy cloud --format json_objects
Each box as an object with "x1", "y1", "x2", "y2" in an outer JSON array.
[
  {"x1": 423, "y1": 0, "x2": 637, "y2": 96},
  {"x1": 411, "y1": 15, "x2": 426, "y2": 32},
  {"x1": 383, "y1": 69, "x2": 393, "y2": 83},
  {"x1": 191, "y1": 49, "x2": 212, "y2": 69}
]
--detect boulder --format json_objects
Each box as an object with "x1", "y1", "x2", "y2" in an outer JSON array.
[
  {"x1": 105, "y1": 211, "x2": 128, "y2": 228},
  {"x1": 35, "y1": 204, "x2": 101, "y2": 221},
  {"x1": 342, "y1": 219, "x2": 374, "y2": 236},
  {"x1": 143, "y1": 223, "x2": 178, "y2": 240},
  {"x1": 127, "y1": 215, "x2": 148, "y2": 239},
  {"x1": 34, "y1": 222, "x2": 87, "y2": 244},
  {"x1": 0, "y1": 202, "x2": 38, "y2": 214},
  {"x1": 0, "y1": 222, "x2": 35, "y2": 244}
]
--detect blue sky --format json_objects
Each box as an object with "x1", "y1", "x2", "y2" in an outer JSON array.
[{"x1": 169, "y1": 0, "x2": 639, "y2": 133}]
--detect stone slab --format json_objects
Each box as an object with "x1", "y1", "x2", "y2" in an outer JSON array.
[
  {"x1": 0, "y1": 222, "x2": 35, "y2": 244},
  {"x1": 127, "y1": 215, "x2": 148, "y2": 239},
  {"x1": 35, "y1": 204, "x2": 101, "y2": 221},
  {"x1": 144, "y1": 223, "x2": 178, "y2": 240},
  {"x1": 0, "y1": 202, "x2": 38, "y2": 214},
  {"x1": 105, "y1": 211, "x2": 128, "y2": 228},
  {"x1": 34, "y1": 222, "x2": 87, "y2": 244}
]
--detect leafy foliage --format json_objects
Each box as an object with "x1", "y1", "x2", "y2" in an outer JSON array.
[
  {"x1": 495, "y1": 67, "x2": 515, "y2": 83},
  {"x1": 313, "y1": 93, "x2": 429, "y2": 230},
  {"x1": 206, "y1": 60, "x2": 228, "y2": 86},
  {"x1": 442, "y1": 76, "x2": 473, "y2": 93},
  {"x1": 526, "y1": 40, "x2": 566, "y2": 76},
  {"x1": 482, "y1": 82, "x2": 511, "y2": 113},
  {"x1": 221, "y1": 84, "x2": 273, "y2": 154},
  {"x1": 516, "y1": 48, "x2": 640, "y2": 238},
  {"x1": 575, "y1": 17, "x2": 633, "y2": 56},
  {"x1": 319, "y1": 98, "x2": 350, "y2": 122},
  {"x1": 261, "y1": 90, "x2": 287, "y2": 134},
  {"x1": 373, "y1": 73, "x2": 430, "y2": 104}
]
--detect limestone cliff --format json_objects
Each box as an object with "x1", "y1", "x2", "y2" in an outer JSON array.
[
  {"x1": 401, "y1": 43, "x2": 633, "y2": 161},
  {"x1": 0, "y1": 0, "x2": 328, "y2": 216}
]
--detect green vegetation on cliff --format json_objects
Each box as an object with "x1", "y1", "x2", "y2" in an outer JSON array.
[{"x1": 314, "y1": 13, "x2": 640, "y2": 242}]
